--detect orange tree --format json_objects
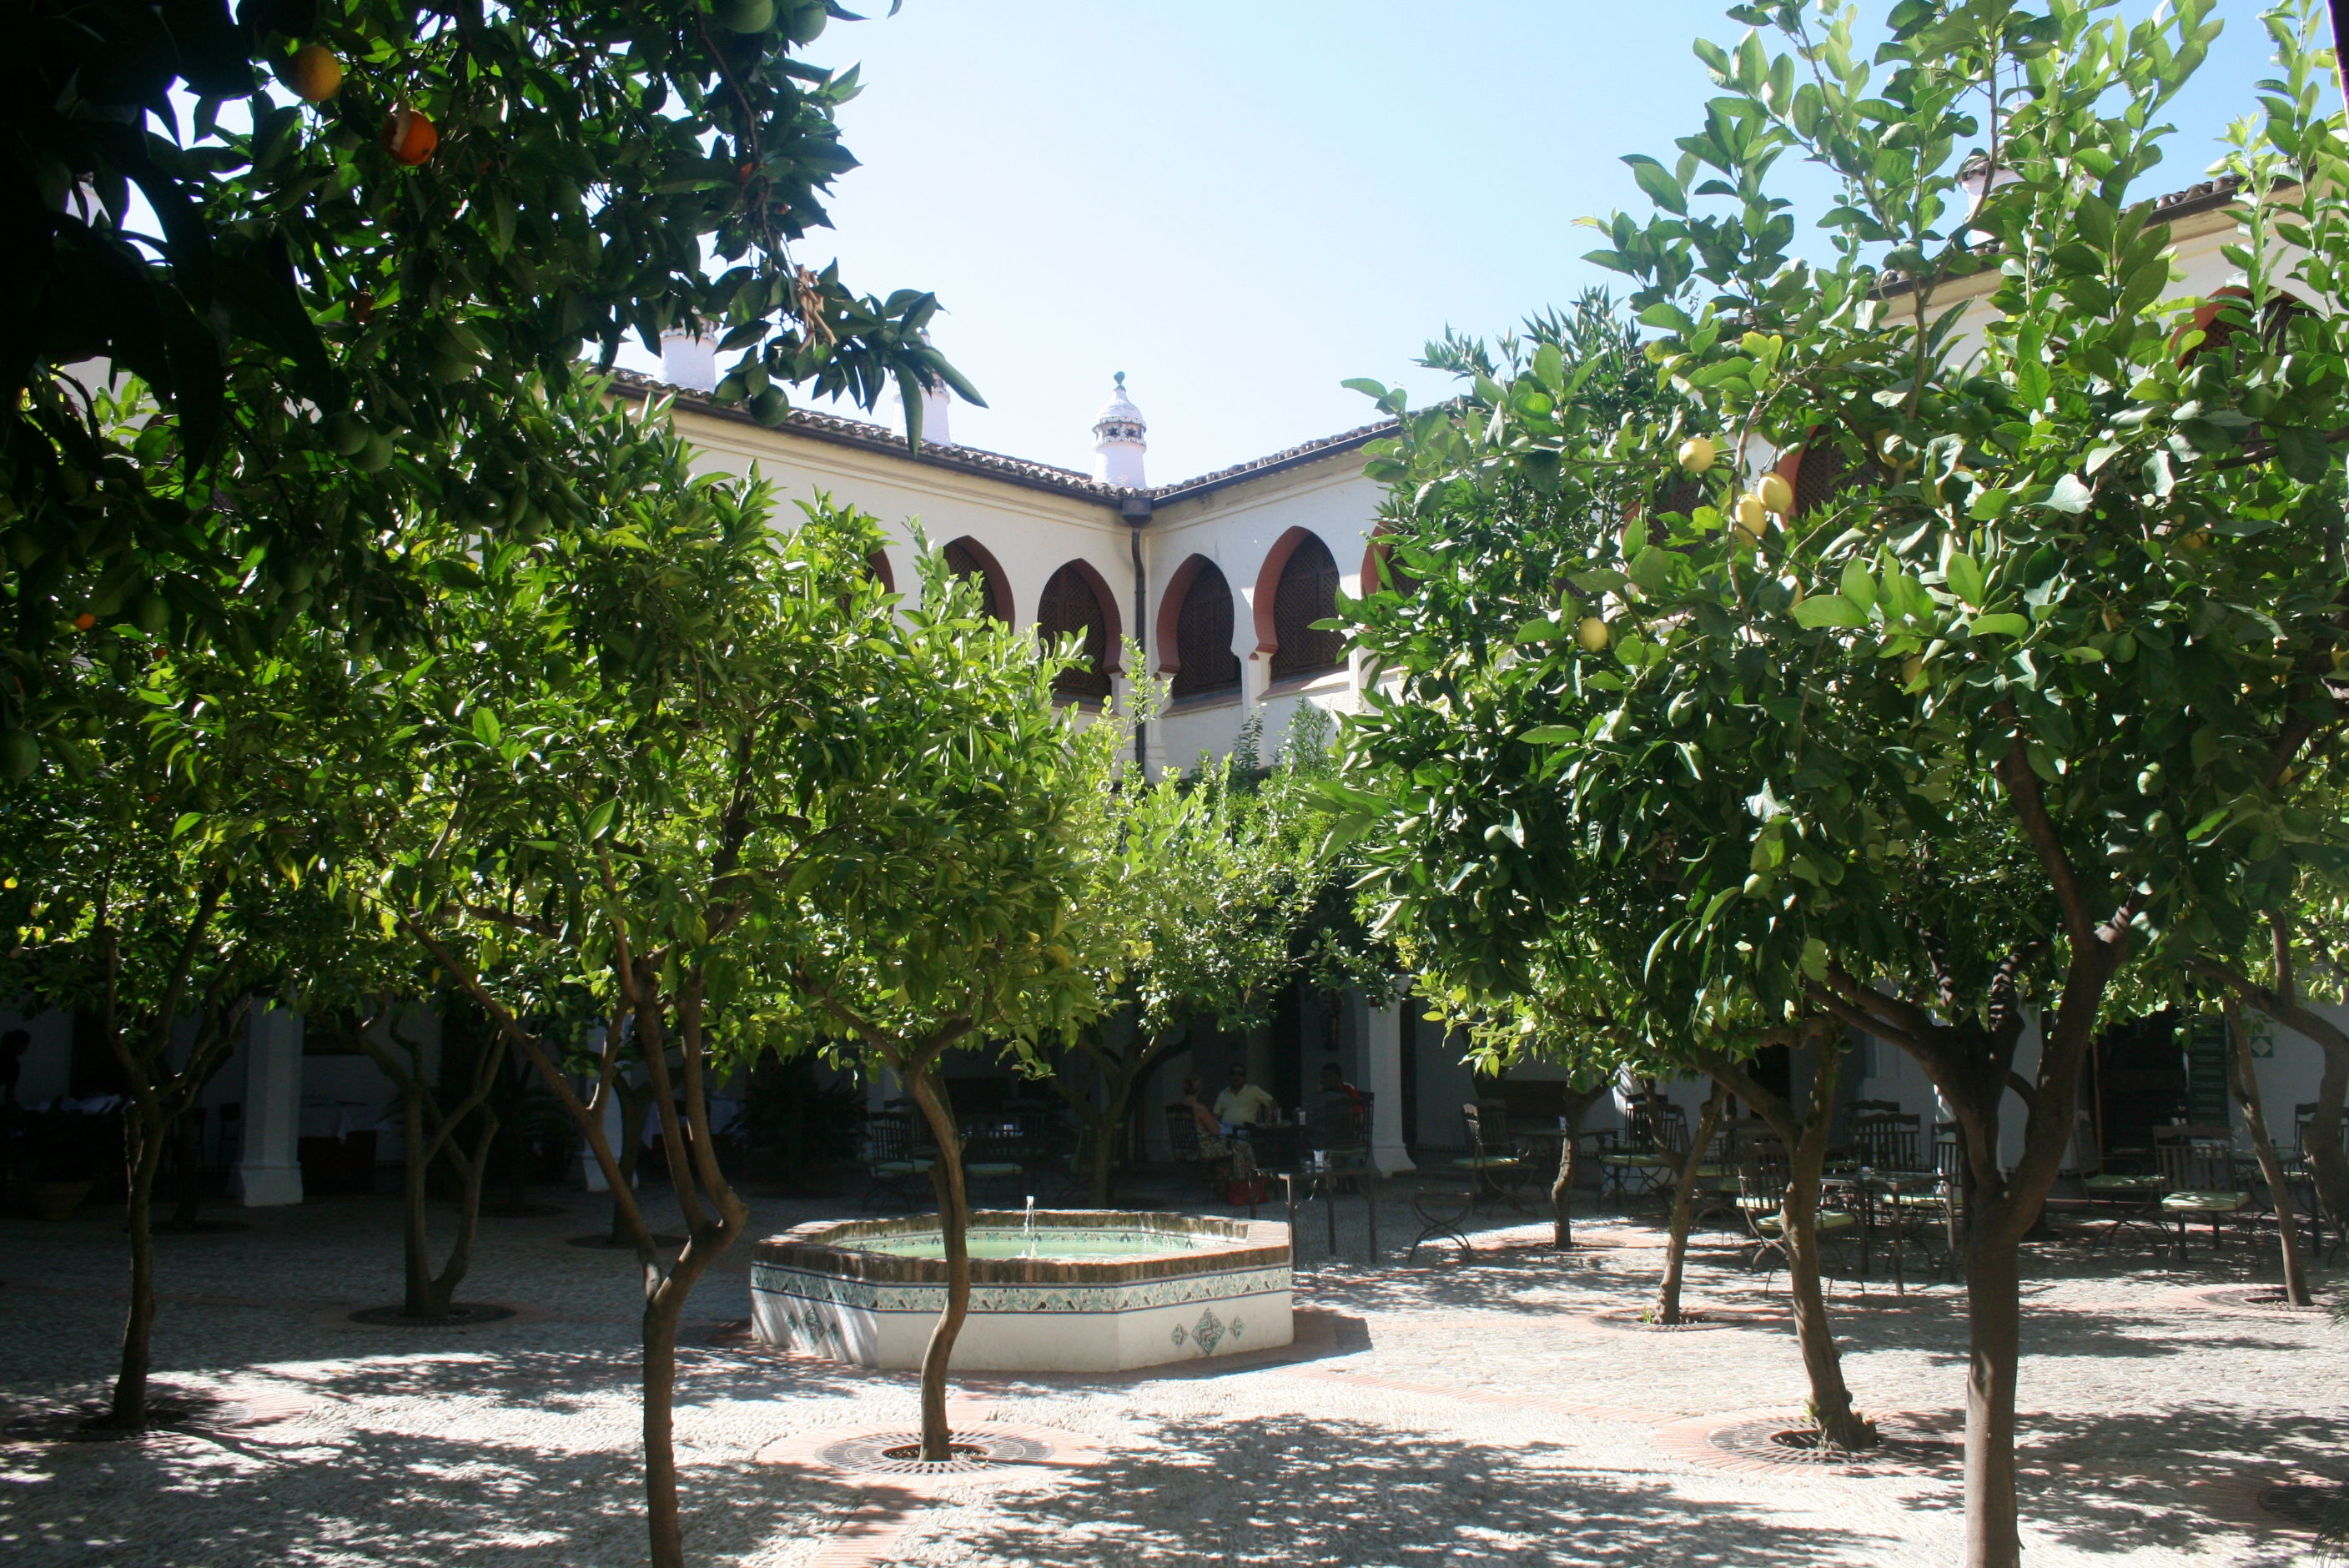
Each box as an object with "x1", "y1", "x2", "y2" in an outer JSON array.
[
  {"x1": 1335, "y1": 2, "x2": 2349, "y2": 1561},
  {"x1": 3, "y1": 0, "x2": 969, "y2": 757},
  {"x1": 326, "y1": 394, "x2": 1124, "y2": 1560},
  {"x1": 0, "y1": 627, "x2": 389, "y2": 1430}
]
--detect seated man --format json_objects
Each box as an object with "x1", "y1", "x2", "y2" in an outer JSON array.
[
  {"x1": 1212, "y1": 1064, "x2": 1278, "y2": 1133},
  {"x1": 1313, "y1": 1063, "x2": 1367, "y2": 1147}
]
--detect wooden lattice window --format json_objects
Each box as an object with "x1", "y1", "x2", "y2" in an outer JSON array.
[
  {"x1": 942, "y1": 538, "x2": 1005, "y2": 621},
  {"x1": 1791, "y1": 444, "x2": 1849, "y2": 516},
  {"x1": 1785, "y1": 431, "x2": 1882, "y2": 518},
  {"x1": 1270, "y1": 533, "x2": 1345, "y2": 682},
  {"x1": 1170, "y1": 562, "x2": 1240, "y2": 702},
  {"x1": 1038, "y1": 563, "x2": 1112, "y2": 702}
]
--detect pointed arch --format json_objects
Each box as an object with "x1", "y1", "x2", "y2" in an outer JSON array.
[
  {"x1": 1360, "y1": 520, "x2": 1418, "y2": 598},
  {"x1": 1774, "y1": 426, "x2": 1881, "y2": 518},
  {"x1": 940, "y1": 535, "x2": 1011, "y2": 624},
  {"x1": 866, "y1": 548, "x2": 897, "y2": 594},
  {"x1": 1254, "y1": 526, "x2": 1346, "y2": 683},
  {"x1": 1037, "y1": 558, "x2": 1121, "y2": 703},
  {"x1": 1155, "y1": 554, "x2": 1241, "y2": 702}
]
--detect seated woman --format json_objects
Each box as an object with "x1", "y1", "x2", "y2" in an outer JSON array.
[{"x1": 1174, "y1": 1073, "x2": 1257, "y2": 1183}]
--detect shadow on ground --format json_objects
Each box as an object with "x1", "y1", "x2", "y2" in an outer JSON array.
[{"x1": 948, "y1": 1410, "x2": 1884, "y2": 1567}]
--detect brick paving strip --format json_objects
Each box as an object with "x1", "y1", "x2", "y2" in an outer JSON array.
[
  {"x1": 754, "y1": 1395, "x2": 1115, "y2": 1568},
  {"x1": 1647, "y1": 1406, "x2": 1964, "y2": 1479}
]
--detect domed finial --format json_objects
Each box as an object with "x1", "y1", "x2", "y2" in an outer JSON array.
[{"x1": 1091, "y1": 373, "x2": 1146, "y2": 488}]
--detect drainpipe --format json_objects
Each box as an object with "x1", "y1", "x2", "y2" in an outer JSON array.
[{"x1": 1122, "y1": 494, "x2": 1151, "y2": 772}]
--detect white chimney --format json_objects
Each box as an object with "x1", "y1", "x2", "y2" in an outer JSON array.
[
  {"x1": 907, "y1": 379, "x2": 954, "y2": 445},
  {"x1": 659, "y1": 329, "x2": 718, "y2": 393},
  {"x1": 1090, "y1": 372, "x2": 1146, "y2": 489}
]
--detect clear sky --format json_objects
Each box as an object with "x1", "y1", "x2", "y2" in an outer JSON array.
[{"x1": 630, "y1": 2, "x2": 2305, "y2": 485}]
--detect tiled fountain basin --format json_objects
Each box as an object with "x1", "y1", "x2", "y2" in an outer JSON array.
[{"x1": 750, "y1": 1210, "x2": 1292, "y2": 1372}]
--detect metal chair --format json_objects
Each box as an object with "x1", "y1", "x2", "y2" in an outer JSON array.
[
  {"x1": 959, "y1": 1113, "x2": 1033, "y2": 1205},
  {"x1": 860, "y1": 1111, "x2": 936, "y2": 1212},
  {"x1": 1453, "y1": 1102, "x2": 1529, "y2": 1213},
  {"x1": 1734, "y1": 1131, "x2": 1857, "y2": 1287},
  {"x1": 2155, "y1": 1123, "x2": 2251, "y2": 1261},
  {"x1": 1850, "y1": 1113, "x2": 1925, "y2": 1173},
  {"x1": 1595, "y1": 1094, "x2": 1687, "y2": 1203},
  {"x1": 1408, "y1": 1103, "x2": 1519, "y2": 1262}
]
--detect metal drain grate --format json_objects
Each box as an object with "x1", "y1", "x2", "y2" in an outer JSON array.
[
  {"x1": 813, "y1": 1426, "x2": 1057, "y2": 1476},
  {"x1": 2262, "y1": 1482, "x2": 2349, "y2": 1528}
]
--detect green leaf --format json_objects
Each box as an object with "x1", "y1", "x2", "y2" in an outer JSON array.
[
  {"x1": 1512, "y1": 618, "x2": 1564, "y2": 644},
  {"x1": 1792, "y1": 594, "x2": 1868, "y2": 629},
  {"x1": 1945, "y1": 552, "x2": 1988, "y2": 607},
  {"x1": 1623, "y1": 154, "x2": 1688, "y2": 215},
  {"x1": 1532, "y1": 343, "x2": 1566, "y2": 392},
  {"x1": 1838, "y1": 558, "x2": 1878, "y2": 611},
  {"x1": 1520, "y1": 726, "x2": 1581, "y2": 744},
  {"x1": 171, "y1": 812, "x2": 204, "y2": 840},
  {"x1": 1968, "y1": 613, "x2": 2030, "y2": 638},
  {"x1": 2042, "y1": 473, "x2": 2095, "y2": 514}
]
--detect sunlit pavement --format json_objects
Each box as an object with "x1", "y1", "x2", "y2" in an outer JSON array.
[{"x1": 0, "y1": 1184, "x2": 2337, "y2": 1565}]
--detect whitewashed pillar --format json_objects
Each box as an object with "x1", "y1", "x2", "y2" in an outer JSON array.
[
  {"x1": 1362, "y1": 990, "x2": 1415, "y2": 1174},
  {"x1": 234, "y1": 1008, "x2": 304, "y2": 1206},
  {"x1": 581, "y1": 1075, "x2": 625, "y2": 1193}
]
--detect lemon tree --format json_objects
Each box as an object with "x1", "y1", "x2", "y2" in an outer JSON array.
[{"x1": 1335, "y1": 3, "x2": 2349, "y2": 1560}]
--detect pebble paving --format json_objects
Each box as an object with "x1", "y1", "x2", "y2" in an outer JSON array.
[{"x1": 0, "y1": 1183, "x2": 2341, "y2": 1565}]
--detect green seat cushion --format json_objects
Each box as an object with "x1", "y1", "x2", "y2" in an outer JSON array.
[
  {"x1": 2085, "y1": 1173, "x2": 2166, "y2": 1192},
  {"x1": 1600, "y1": 1153, "x2": 1673, "y2": 1168},
  {"x1": 2160, "y1": 1190, "x2": 2250, "y2": 1213},
  {"x1": 1751, "y1": 1209, "x2": 1859, "y2": 1234},
  {"x1": 873, "y1": 1159, "x2": 933, "y2": 1174},
  {"x1": 1892, "y1": 1193, "x2": 1949, "y2": 1208},
  {"x1": 966, "y1": 1162, "x2": 1022, "y2": 1178},
  {"x1": 1451, "y1": 1155, "x2": 1523, "y2": 1171}
]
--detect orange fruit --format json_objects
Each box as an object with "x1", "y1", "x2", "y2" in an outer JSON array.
[
  {"x1": 73, "y1": 612, "x2": 96, "y2": 630},
  {"x1": 382, "y1": 104, "x2": 439, "y2": 167},
  {"x1": 281, "y1": 43, "x2": 343, "y2": 103}
]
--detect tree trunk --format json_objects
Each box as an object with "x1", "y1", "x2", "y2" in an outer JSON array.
[
  {"x1": 1088, "y1": 1091, "x2": 1120, "y2": 1207},
  {"x1": 1549, "y1": 1126, "x2": 1577, "y2": 1249},
  {"x1": 433, "y1": 1113, "x2": 497, "y2": 1317},
  {"x1": 611, "y1": 1074, "x2": 652, "y2": 1244},
  {"x1": 107, "y1": 1109, "x2": 166, "y2": 1428},
  {"x1": 2301, "y1": 1041, "x2": 2349, "y2": 1248},
  {"x1": 637, "y1": 1234, "x2": 732, "y2": 1568},
  {"x1": 1657, "y1": 1083, "x2": 1729, "y2": 1324},
  {"x1": 400, "y1": 1083, "x2": 438, "y2": 1318},
  {"x1": 2226, "y1": 1002, "x2": 2311, "y2": 1306},
  {"x1": 1960, "y1": 1212, "x2": 2025, "y2": 1568},
  {"x1": 1782, "y1": 1085, "x2": 1867, "y2": 1449},
  {"x1": 1692, "y1": 1034, "x2": 1867, "y2": 1445},
  {"x1": 167, "y1": 1116, "x2": 204, "y2": 1231},
  {"x1": 1548, "y1": 1084, "x2": 1609, "y2": 1249},
  {"x1": 908, "y1": 1064, "x2": 971, "y2": 1462}
]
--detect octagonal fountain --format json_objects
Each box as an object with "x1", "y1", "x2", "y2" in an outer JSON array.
[{"x1": 751, "y1": 1209, "x2": 1292, "y2": 1372}]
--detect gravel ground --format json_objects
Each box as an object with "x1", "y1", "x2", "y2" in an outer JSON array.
[{"x1": 0, "y1": 1179, "x2": 2341, "y2": 1566}]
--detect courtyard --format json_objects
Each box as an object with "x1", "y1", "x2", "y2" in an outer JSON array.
[{"x1": 2, "y1": 1185, "x2": 2335, "y2": 1566}]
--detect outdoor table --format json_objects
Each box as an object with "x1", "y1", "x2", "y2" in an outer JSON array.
[{"x1": 1819, "y1": 1168, "x2": 1939, "y2": 1294}]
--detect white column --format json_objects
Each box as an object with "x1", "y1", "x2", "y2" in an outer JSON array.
[
  {"x1": 581, "y1": 1073, "x2": 624, "y2": 1193},
  {"x1": 1362, "y1": 990, "x2": 1414, "y2": 1175},
  {"x1": 234, "y1": 1008, "x2": 304, "y2": 1206}
]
